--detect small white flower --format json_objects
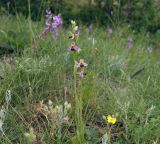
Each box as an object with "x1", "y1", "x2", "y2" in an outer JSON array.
[{"x1": 48, "y1": 100, "x2": 53, "y2": 106}]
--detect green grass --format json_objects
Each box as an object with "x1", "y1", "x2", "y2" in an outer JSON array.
[{"x1": 0, "y1": 14, "x2": 160, "y2": 144}]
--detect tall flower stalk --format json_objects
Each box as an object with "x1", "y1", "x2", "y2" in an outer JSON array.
[
  {"x1": 73, "y1": 63, "x2": 86, "y2": 143},
  {"x1": 68, "y1": 20, "x2": 86, "y2": 143}
]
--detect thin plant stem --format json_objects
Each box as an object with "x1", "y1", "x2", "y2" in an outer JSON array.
[{"x1": 74, "y1": 64, "x2": 85, "y2": 143}]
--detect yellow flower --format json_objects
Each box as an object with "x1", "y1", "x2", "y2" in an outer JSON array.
[{"x1": 107, "y1": 115, "x2": 117, "y2": 124}]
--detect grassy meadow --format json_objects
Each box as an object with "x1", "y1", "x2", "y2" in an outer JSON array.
[{"x1": 0, "y1": 14, "x2": 160, "y2": 144}]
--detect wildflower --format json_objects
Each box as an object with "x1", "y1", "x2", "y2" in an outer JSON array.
[
  {"x1": 79, "y1": 71, "x2": 87, "y2": 78},
  {"x1": 45, "y1": 14, "x2": 52, "y2": 26},
  {"x1": 68, "y1": 31, "x2": 79, "y2": 40},
  {"x1": 40, "y1": 10, "x2": 52, "y2": 39},
  {"x1": 107, "y1": 115, "x2": 117, "y2": 124},
  {"x1": 40, "y1": 10, "x2": 62, "y2": 40},
  {"x1": 67, "y1": 42, "x2": 81, "y2": 52},
  {"x1": 52, "y1": 15, "x2": 62, "y2": 40},
  {"x1": 75, "y1": 59, "x2": 88, "y2": 78},
  {"x1": 48, "y1": 100, "x2": 53, "y2": 106},
  {"x1": 147, "y1": 47, "x2": 153, "y2": 53},
  {"x1": 70, "y1": 20, "x2": 79, "y2": 34},
  {"x1": 45, "y1": 8, "x2": 52, "y2": 18},
  {"x1": 108, "y1": 27, "x2": 113, "y2": 34},
  {"x1": 74, "y1": 26, "x2": 78, "y2": 31},
  {"x1": 40, "y1": 23, "x2": 51, "y2": 40},
  {"x1": 71, "y1": 20, "x2": 76, "y2": 26},
  {"x1": 68, "y1": 32, "x2": 75, "y2": 39},
  {"x1": 48, "y1": 100, "x2": 53, "y2": 110},
  {"x1": 52, "y1": 15, "x2": 63, "y2": 30},
  {"x1": 127, "y1": 36, "x2": 133, "y2": 48},
  {"x1": 75, "y1": 59, "x2": 88, "y2": 68}
]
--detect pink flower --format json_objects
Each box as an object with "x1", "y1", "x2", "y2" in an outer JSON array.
[
  {"x1": 75, "y1": 59, "x2": 88, "y2": 68},
  {"x1": 67, "y1": 42, "x2": 81, "y2": 52},
  {"x1": 127, "y1": 36, "x2": 133, "y2": 48},
  {"x1": 79, "y1": 71, "x2": 87, "y2": 78},
  {"x1": 108, "y1": 27, "x2": 113, "y2": 34},
  {"x1": 40, "y1": 10, "x2": 62, "y2": 40},
  {"x1": 40, "y1": 24, "x2": 51, "y2": 39},
  {"x1": 52, "y1": 15, "x2": 63, "y2": 29}
]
